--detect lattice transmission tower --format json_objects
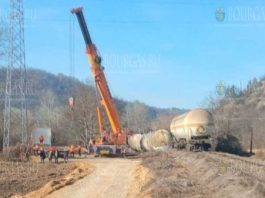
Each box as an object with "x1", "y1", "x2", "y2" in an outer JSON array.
[{"x1": 3, "y1": 0, "x2": 27, "y2": 151}]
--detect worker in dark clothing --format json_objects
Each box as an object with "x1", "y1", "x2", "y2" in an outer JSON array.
[
  {"x1": 54, "y1": 148, "x2": 59, "y2": 163},
  {"x1": 39, "y1": 147, "x2": 46, "y2": 163},
  {"x1": 63, "y1": 146, "x2": 69, "y2": 163},
  {"x1": 77, "y1": 145, "x2": 81, "y2": 157},
  {"x1": 121, "y1": 146, "x2": 126, "y2": 158}
]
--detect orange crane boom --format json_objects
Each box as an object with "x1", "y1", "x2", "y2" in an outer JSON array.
[{"x1": 71, "y1": 7, "x2": 125, "y2": 145}]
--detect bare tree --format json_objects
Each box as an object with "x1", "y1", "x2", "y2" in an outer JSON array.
[
  {"x1": 64, "y1": 86, "x2": 98, "y2": 146},
  {"x1": 124, "y1": 101, "x2": 149, "y2": 133},
  {"x1": 208, "y1": 78, "x2": 265, "y2": 152},
  {"x1": 36, "y1": 90, "x2": 60, "y2": 127},
  {"x1": 150, "y1": 113, "x2": 174, "y2": 131}
]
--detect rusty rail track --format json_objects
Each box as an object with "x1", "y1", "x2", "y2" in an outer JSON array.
[{"x1": 207, "y1": 151, "x2": 265, "y2": 181}]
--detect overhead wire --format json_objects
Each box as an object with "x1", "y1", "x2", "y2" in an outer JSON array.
[{"x1": 69, "y1": 13, "x2": 75, "y2": 78}]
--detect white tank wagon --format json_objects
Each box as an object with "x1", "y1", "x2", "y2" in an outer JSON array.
[
  {"x1": 170, "y1": 109, "x2": 216, "y2": 151},
  {"x1": 128, "y1": 130, "x2": 172, "y2": 152},
  {"x1": 140, "y1": 129, "x2": 172, "y2": 151},
  {"x1": 127, "y1": 134, "x2": 142, "y2": 151}
]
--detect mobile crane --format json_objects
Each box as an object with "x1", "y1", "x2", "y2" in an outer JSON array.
[{"x1": 71, "y1": 7, "x2": 127, "y2": 156}]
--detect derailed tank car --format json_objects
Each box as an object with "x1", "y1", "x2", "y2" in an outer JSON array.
[
  {"x1": 170, "y1": 109, "x2": 216, "y2": 151},
  {"x1": 140, "y1": 129, "x2": 171, "y2": 151},
  {"x1": 127, "y1": 134, "x2": 142, "y2": 152},
  {"x1": 128, "y1": 129, "x2": 172, "y2": 152}
]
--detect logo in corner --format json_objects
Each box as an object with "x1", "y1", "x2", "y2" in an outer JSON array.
[
  {"x1": 216, "y1": 81, "x2": 225, "y2": 97},
  {"x1": 215, "y1": 7, "x2": 225, "y2": 22}
]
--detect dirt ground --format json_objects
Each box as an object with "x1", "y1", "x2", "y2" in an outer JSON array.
[
  {"x1": 0, "y1": 157, "x2": 91, "y2": 198},
  {"x1": 2, "y1": 151, "x2": 265, "y2": 198},
  {"x1": 45, "y1": 157, "x2": 141, "y2": 198},
  {"x1": 141, "y1": 150, "x2": 265, "y2": 198}
]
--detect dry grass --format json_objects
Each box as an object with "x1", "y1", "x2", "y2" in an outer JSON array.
[
  {"x1": 255, "y1": 150, "x2": 265, "y2": 159},
  {"x1": 140, "y1": 150, "x2": 265, "y2": 198},
  {"x1": 127, "y1": 165, "x2": 153, "y2": 198},
  {"x1": 22, "y1": 162, "x2": 93, "y2": 198},
  {"x1": 0, "y1": 144, "x2": 24, "y2": 162},
  {"x1": 0, "y1": 159, "x2": 80, "y2": 198},
  {"x1": 141, "y1": 151, "x2": 192, "y2": 198}
]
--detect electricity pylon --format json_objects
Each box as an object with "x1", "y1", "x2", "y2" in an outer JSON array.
[{"x1": 3, "y1": 0, "x2": 27, "y2": 151}]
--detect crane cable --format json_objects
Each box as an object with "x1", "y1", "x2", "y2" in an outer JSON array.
[
  {"x1": 69, "y1": 13, "x2": 75, "y2": 140},
  {"x1": 69, "y1": 13, "x2": 75, "y2": 78}
]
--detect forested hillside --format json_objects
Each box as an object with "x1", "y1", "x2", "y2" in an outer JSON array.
[
  {"x1": 0, "y1": 68, "x2": 186, "y2": 146},
  {"x1": 208, "y1": 76, "x2": 265, "y2": 153}
]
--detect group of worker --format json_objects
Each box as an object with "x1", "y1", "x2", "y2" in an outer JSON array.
[
  {"x1": 37, "y1": 144, "x2": 83, "y2": 163},
  {"x1": 38, "y1": 146, "x2": 66, "y2": 163}
]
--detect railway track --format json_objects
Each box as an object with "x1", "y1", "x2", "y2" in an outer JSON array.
[
  {"x1": 207, "y1": 151, "x2": 265, "y2": 181},
  {"x1": 209, "y1": 151, "x2": 265, "y2": 167}
]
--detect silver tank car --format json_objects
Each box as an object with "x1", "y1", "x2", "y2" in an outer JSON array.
[
  {"x1": 170, "y1": 109, "x2": 216, "y2": 151},
  {"x1": 141, "y1": 129, "x2": 172, "y2": 151},
  {"x1": 128, "y1": 129, "x2": 172, "y2": 152},
  {"x1": 127, "y1": 134, "x2": 142, "y2": 151}
]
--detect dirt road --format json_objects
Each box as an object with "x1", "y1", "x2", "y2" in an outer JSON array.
[
  {"x1": 46, "y1": 158, "x2": 141, "y2": 198},
  {"x1": 36, "y1": 151, "x2": 265, "y2": 198}
]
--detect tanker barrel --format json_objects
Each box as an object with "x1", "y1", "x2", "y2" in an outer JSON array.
[
  {"x1": 128, "y1": 134, "x2": 142, "y2": 151},
  {"x1": 141, "y1": 129, "x2": 172, "y2": 151},
  {"x1": 170, "y1": 109, "x2": 215, "y2": 140}
]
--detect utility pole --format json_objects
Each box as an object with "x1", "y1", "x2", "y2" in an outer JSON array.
[
  {"x1": 3, "y1": 0, "x2": 27, "y2": 151},
  {"x1": 250, "y1": 127, "x2": 253, "y2": 155}
]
